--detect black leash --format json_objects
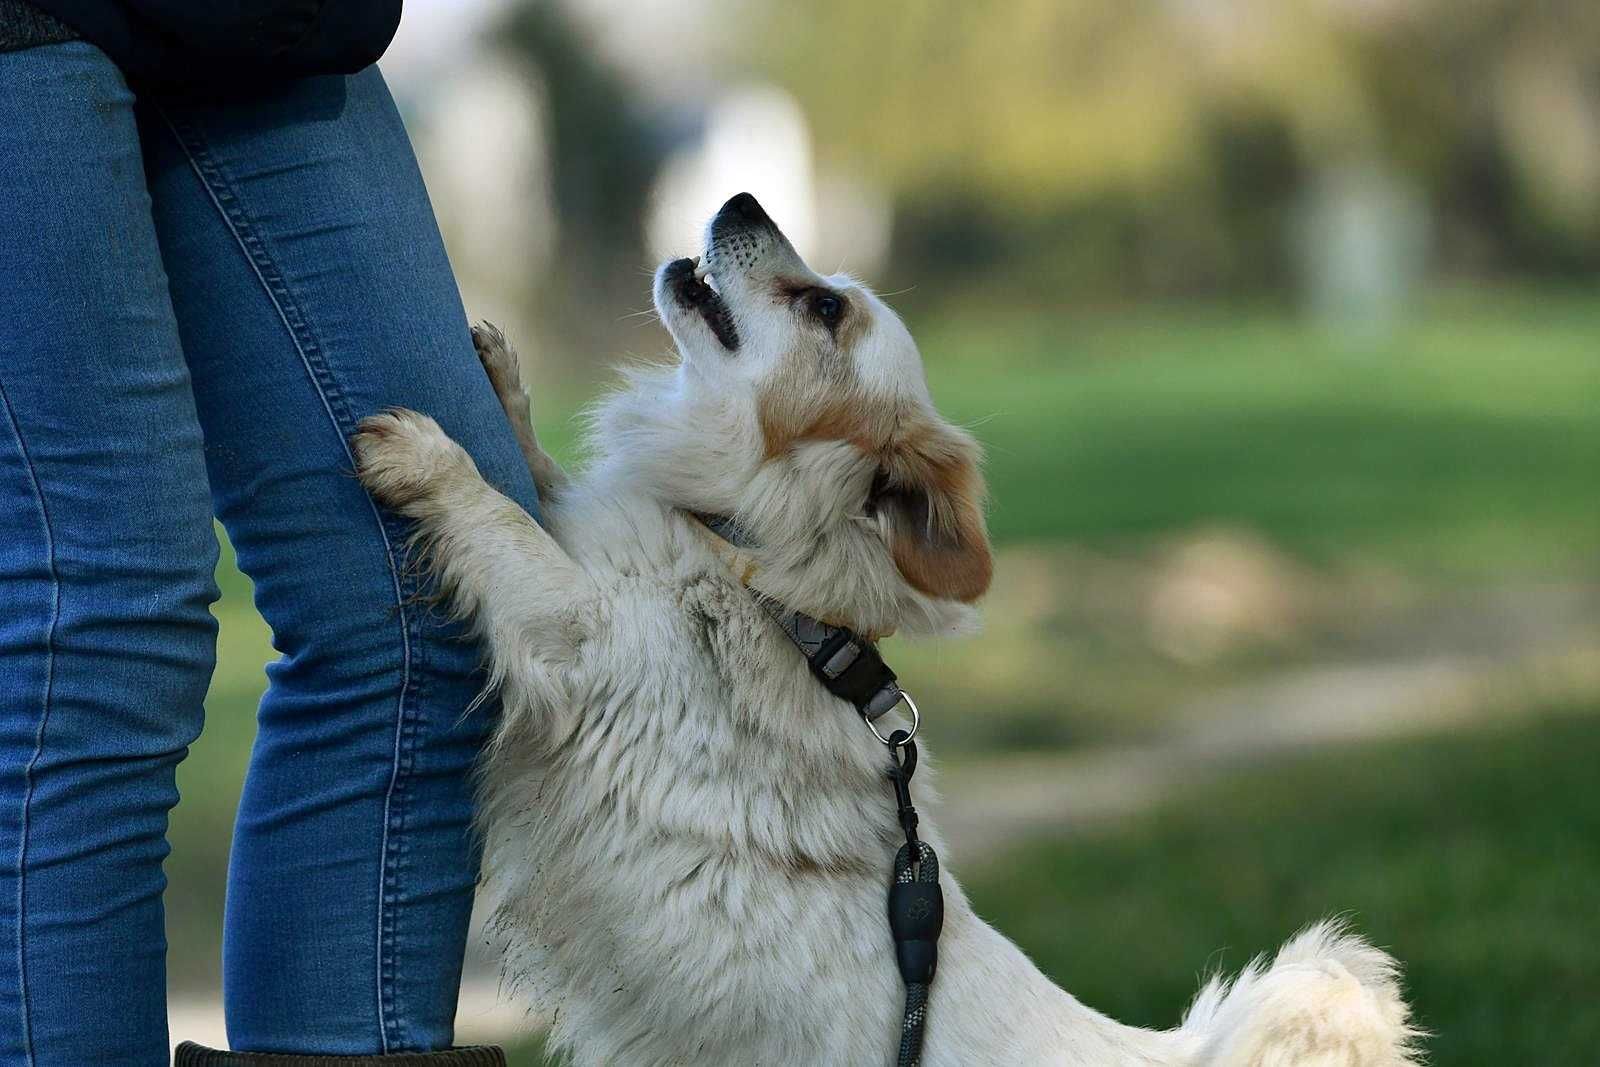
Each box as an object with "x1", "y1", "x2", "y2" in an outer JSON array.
[
  {"x1": 693, "y1": 512, "x2": 944, "y2": 1066},
  {"x1": 886, "y1": 730, "x2": 941, "y2": 1066}
]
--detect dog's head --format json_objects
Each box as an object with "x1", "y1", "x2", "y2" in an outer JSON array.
[{"x1": 603, "y1": 193, "x2": 991, "y2": 635}]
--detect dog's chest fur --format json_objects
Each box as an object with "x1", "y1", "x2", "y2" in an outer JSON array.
[{"x1": 476, "y1": 496, "x2": 926, "y2": 1064}]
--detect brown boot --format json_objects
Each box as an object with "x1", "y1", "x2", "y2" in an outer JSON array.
[{"x1": 173, "y1": 1042, "x2": 506, "y2": 1066}]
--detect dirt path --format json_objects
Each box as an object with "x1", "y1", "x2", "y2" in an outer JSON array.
[{"x1": 935, "y1": 638, "x2": 1598, "y2": 861}]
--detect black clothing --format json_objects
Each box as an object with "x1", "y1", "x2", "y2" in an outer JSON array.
[
  {"x1": 3, "y1": 0, "x2": 401, "y2": 89},
  {"x1": 0, "y1": 0, "x2": 77, "y2": 52}
]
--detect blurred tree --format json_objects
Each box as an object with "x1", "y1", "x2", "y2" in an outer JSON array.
[
  {"x1": 1349, "y1": 0, "x2": 1600, "y2": 275},
  {"x1": 493, "y1": 2, "x2": 669, "y2": 347},
  {"x1": 758, "y1": 0, "x2": 1208, "y2": 206},
  {"x1": 751, "y1": 0, "x2": 1600, "y2": 296}
]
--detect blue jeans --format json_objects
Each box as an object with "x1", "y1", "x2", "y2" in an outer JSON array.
[{"x1": 0, "y1": 42, "x2": 541, "y2": 1064}]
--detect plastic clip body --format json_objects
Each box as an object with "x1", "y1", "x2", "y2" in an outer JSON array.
[
  {"x1": 888, "y1": 863, "x2": 943, "y2": 984},
  {"x1": 885, "y1": 729, "x2": 943, "y2": 985}
]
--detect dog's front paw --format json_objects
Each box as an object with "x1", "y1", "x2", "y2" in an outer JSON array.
[
  {"x1": 472, "y1": 322, "x2": 527, "y2": 402},
  {"x1": 352, "y1": 409, "x2": 471, "y2": 513}
]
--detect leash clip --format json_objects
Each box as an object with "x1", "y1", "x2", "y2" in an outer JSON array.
[
  {"x1": 885, "y1": 728, "x2": 921, "y2": 855},
  {"x1": 864, "y1": 689, "x2": 920, "y2": 746}
]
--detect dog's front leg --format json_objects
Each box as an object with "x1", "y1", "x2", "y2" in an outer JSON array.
[
  {"x1": 471, "y1": 323, "x2": 570, "y2": 504},
  {"x1": 352, "y1": 409, "x2": 591, "y2": 727}
]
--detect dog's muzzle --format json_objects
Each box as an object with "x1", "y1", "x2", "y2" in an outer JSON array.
[{"x1": 664, "y1": 255, "x2": 739, "y2": 352}]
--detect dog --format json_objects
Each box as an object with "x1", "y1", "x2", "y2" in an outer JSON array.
[{"x1": 352, "y1": 192, "x2": 1419, "y2": 1065}]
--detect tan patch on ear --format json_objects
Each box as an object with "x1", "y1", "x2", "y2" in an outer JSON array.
[
  {"x1": 754, "y1": 333, "x2": 992, "y2": 603},
  {"x1": 883, "y1": 422, "x2": 993, "y2": 603}
]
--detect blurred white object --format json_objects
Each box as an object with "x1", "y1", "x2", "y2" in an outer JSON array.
[
  {"x1": 408, "y1": 55, "x2": 557, "y2": 342},
  {"x1": 380, "y1": 0, "x2": 514, "y2": 89},
  {"x1": 649, "y1": 86, "x2": 818, "y2": 261},
  {"x1": 649, "y1": 85, "x2": 891, "y2": 277},
  {"x1": 1291, "y1": 161, "x2": 1430, "y2": 346},
  {"x1": 814, "y1": 168, "x2": 893, "y2": 281}
]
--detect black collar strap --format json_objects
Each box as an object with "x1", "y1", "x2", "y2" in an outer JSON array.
[{"x1": 693, "y1": 512, "x2": 905, "y2": 721}]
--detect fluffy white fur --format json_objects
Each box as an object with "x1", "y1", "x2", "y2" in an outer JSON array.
[{"x1": 352, "y1": 196, "x2": 1418, "y2": 1066}]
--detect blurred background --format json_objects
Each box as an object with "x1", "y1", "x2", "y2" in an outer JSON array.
[{"x1": 167, "y1": 1, "x2": 1600, "y2": 1062}]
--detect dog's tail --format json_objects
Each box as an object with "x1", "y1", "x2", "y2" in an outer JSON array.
[{"x1": 1178, "y1": 920, "x2": 1423, "y2": 1066}]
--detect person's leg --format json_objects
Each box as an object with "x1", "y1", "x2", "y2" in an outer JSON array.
[
  {"x1": 138, "y1": 69, "x2": 542, "y2": 1054},
  {"x1": 0, "y1": 42, "x2": 220, "y2": 1067}
]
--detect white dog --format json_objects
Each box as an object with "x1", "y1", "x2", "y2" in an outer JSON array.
[{"x1": 352, "y1": 193, "x2": 1418, "y2": 1066}]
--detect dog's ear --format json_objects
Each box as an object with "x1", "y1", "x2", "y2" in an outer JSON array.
[{"x1": 873, "y1": 424, "x2": 992, "y2": 603}]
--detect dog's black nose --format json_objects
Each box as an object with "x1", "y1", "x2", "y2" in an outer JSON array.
[{"x1": 715, "y1": 192, "x2": 772, "y2": 229}]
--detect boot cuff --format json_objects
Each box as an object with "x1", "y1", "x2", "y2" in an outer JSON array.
[{"x1": 173, "y1": 1042, "x2": 507, "y2": 1066}]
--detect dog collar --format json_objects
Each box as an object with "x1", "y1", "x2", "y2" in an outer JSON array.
[{"x1": 689, "y1": 511, "x2": 907, "y2": 724}]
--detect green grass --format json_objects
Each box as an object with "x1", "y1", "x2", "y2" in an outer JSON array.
[
  {"x1": 167, "y1": 537, "x2": 270, "y2": 990},
  {"x1": 504, "y1": 1035, "x2": 556, "y2": 1067},
  {"x1": 962, "y1": 708, "x2": 1600, "y2": 1065},
  {"x1": 908, "y1": 288, "x2": 1600, "y2": 575}
]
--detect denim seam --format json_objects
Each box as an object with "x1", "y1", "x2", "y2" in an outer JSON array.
[
  {"x1": 155, "y1": 107, "x2": 422, "y2": 1053},
  {"x1": 0, "y1": 376, "x2": 56, "y2": 1067}
]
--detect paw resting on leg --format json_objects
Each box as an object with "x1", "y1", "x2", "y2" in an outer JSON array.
[
  {"x1": 472, "y1": 322, "x2": 528, "y2": 411},
  {"x1": 352, "y1": 409, "x2": 475, "y2": 515},
  {"x1": 472, "y1": 321, "x2": 570, "y2": 501}
]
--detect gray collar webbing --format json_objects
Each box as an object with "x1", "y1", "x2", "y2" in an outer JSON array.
[{"x1": 691, "y1": 512, "x2": 904, "y2": 721}]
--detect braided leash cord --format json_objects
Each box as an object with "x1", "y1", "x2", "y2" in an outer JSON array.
[
  {"x1": 893, "y1": 840, "x2": 940, "y2": 1066},
  {"x1": 885, "y1": 729, "x2": 943, "y2": 1067}
]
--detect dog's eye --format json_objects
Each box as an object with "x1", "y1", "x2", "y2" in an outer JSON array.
[{"x1": 812, "y1": 292, "x2": 843, "y2": 325}]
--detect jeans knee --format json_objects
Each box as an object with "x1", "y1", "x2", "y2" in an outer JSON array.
[{"x1": 47, "y1": 518, "x2": 220, "y2": 760}]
